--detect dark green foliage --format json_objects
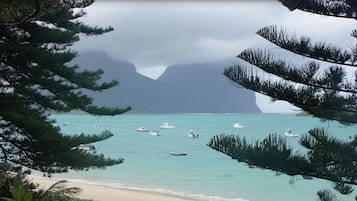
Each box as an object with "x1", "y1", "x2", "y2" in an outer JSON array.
[
  {"x1": 256, "y1": 25, "x2": 354, "y2": 65},
  {"x1": 279, "y1": 0, "x2": 357, "y2": 19},
  {"x1": 208, "y1": 134, "x2": 308, "y2": 175},
  {"x1": 225, "y1": 64, "x2": 357, "y2": 124},
  {"x1": 0, "y1": 163, "x2": 37, "y2": 199},
  {"x1": 0, "y1": 163, "x2": 90, "y2": 201},
  {"x1": 210, "y1": 0, "x2": 357, "y2": 200},
  {"x1": 317, "y1": 189, "x2": 338, "y2": 201},
  {"x1": 208, "y1": 129, "x2": 357, "y2": 187},
  {"x1": 0, "y1": 0, "x2": 129, "y2": 175},
  {"x1": 36, "y1": 180, "x2": 82, "y2": 201},
  {"x1": 225, "y1": 26, "x2": 357, "y2": 125}
]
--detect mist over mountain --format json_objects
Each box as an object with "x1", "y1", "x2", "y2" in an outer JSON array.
[{"x1": 73, "y1": 51, "x2": 261, "y2": 113}]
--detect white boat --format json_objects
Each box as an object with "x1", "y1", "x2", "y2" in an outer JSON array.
[
  {"x1": 169, "y1": 151, "x2": 187, "y2": 156},
  {"x1": 63, "y1": 122, "x2": 74, "y2": 127},
  {"x1": 187, "y1": 130, "x2": 199, "y2": 138},
  {"x1": 136, "y1": 127, "x2": 149, "y2": 132},
  {"x1": 71, "y1": 144, "x2": 96, "y2": 151},
  {"x1": 233, "y1": 123, "x2": 245, "y2": 128},
  {"x1": 285, "y1": 128, "x2": 299, "y2": 137},
  {"x1": 160, "y1": 122, "x2": 176, "y2": 129},
  {"x1": 150, "y1": 130, "x2": 160, "y2": 136}
]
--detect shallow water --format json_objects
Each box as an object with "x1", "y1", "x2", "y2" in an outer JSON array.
[{"x1": 43, "y1": 113, "x2": 355, "y2": 201}]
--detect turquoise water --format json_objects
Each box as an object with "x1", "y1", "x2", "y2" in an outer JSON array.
[{"x1": 44, "y1": 113, "x2": 355, "y2": 201}]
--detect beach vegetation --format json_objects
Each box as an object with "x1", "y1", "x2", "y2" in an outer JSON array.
[
  {"x1": 0, "y1": 0, "x2": 130, "y2": 199},
  {"x1": 209, "y1": 0, "x2": 357, "y2": 200},
  {"x1": 0, "y1": 164, "x2": 90, "y2": 201}
]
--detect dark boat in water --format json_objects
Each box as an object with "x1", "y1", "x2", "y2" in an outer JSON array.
[{"x1": 169, "y1": 151, "x2": 187, "y2": 156}]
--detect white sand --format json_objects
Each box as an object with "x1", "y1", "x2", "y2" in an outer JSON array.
[{"x1": 31, "y1": 177, "x2": 197, "y2": 201}]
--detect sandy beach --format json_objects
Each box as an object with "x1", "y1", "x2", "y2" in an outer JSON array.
[{"x1": 31, "y1": 177, "x2": 197, "y2": 201}]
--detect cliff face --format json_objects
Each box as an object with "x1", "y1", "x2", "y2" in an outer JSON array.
[
  {"x1": 157, "y1": 61, "x2": 261, "y2": 113},
  {"x1": 73, "y1": 51, "x2": 261, "y2": 113}
]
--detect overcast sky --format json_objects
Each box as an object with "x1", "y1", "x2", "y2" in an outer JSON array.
[{"x1": 74, "y1": 1, "x2": 356, "y2": 113}]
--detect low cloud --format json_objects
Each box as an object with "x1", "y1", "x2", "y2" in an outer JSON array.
[
  {"x1": 75, "y1": 1, "x2": 355, "y2": 70},
  {"x1": 74, "y1": 1, "x2": 289, "y2": 68}
]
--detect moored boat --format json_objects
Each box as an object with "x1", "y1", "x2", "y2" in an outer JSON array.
[
  {"x1": 285, "y1": 128, "x2": 299, "y2": 137},
  {"x1": 71, "y1": 144, "x2": 96, "y2": 151},
  {"x1": 169, "y1": 151, "x2": 187, "y2": 156},
  {"x1": 160, "y1": 122, "x2": 176, "y2": 129},
  {"x1": 187, "y1": 130, "x2": 199, "y2": 138},
  {"x1": 136, "y1": 127, "x2": 149, "y2": 132},
  {"x1": 233, "y1": 123, "x2": 245, "y2": 128},
  {"x1": 150, "y1": 130, "x2": 160, "y2": 136}
]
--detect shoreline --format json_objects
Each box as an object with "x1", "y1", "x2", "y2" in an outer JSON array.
[{"x1": 30, "y1": 176, "x2": 202, "y2": 201}]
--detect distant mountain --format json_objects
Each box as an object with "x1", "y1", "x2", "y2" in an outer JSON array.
[
  {"x1": 73, "y1": 51, "x2": 261, "y2": 113},
  {"x1": 157, "y1": 61, "x2": 260, "y2": 113}
]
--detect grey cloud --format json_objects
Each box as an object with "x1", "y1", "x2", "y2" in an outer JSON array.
[
  {"x1": 74, "y1": 1, "x2": 355, "y2": 69},
  {"x1": 74, "y1": 1, "x2": 288, "y2": 68}
]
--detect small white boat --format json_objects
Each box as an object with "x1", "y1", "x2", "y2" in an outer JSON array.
[
  {"x1": 71, "y1": 144, "x2": 96, "y2": 151},
  {"x1": 160, "y1": 122, "x2": 176, "y2": 129},
  {"x1": 63, "y1": 122, "x2": 70, "y2": 126},
  {"x1": 169, "y1": 151, "x2": 187, "y2": 156},
  {"x1": 92, "y1": 124, "x2": 99, "y2": 129},
  {"x1": 63, "y1": 122, "x2": 74, "y2": 127},
  {"x1": 136, "y1": 127, "x2": 149, "y2": 132},
  {"x1": 285, "y1": 128, "x2": 299, "y2": 137},
  {"x1": 150, "y1": 130, "x2": 160, "y2": 136},
  {"x1": 233, "y1": 123, "x2": 245, "y2": 128},
  {"x1": 187, "y1": 130, "x2": 199, "y2": 138}
]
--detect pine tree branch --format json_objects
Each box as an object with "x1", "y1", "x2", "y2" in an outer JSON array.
[
  {"x1": 16, "y1": 87, "x2": 71, "y2": 113},
  {"x1": 217, "y1": 1, "x2": 357, "y2": 198},
  {"x1": 279, "y1": 0, "x2": 357, "y2": 19},
  {"x1": 208, "y1": 129, "x2": 357, "y2": 186},
  {"x1": 65, "y1": 130, "x2": 115, "y2": 146},
  {"x1": 224, "y1": 65, "x2": 357, "y2": 124},
  {"x1": 238, "y1": 49, "x2": 357, "y2": 93},
  {"x1": 0, "y1": 0, "x2": 128, "y2": 174},
  {"x1": 257, "y1": 25, "x2": 356, "y2": 66},
  {"x1": 39, "y1": 9, "x2": 113, "y2": 36},
  {"x1": 0, "y1": 0, "x2": 41, "y2": 26},
  {"x1": 0, "y1": 136, "x2": 33, "y2": 168},
  {"x1": 0, "y1": 0, "x2": 97, "y2": 26},
  {"x1": 0, "y1": 142, "x2": 8, "y2": 163},
  {"x1": 84, "y1": 105, "x2": 131, "y2": 116}
]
